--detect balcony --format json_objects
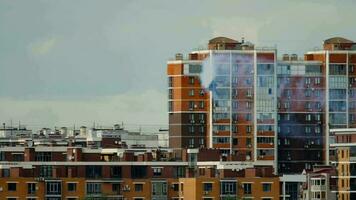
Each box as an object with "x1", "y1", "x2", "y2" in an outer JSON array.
[{"x1": 310, "y1": 185, "x2": 327, "y2": 191}]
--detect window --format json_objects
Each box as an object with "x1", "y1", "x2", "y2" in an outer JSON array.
[
  {"x1": 189, "y1": 138, "x2": 194, "y2": 147},
  {"x1": 243, "y1": 183, "x2": 252, "y2": 194},
  {"x1": 220, "y1": 181, "x2": 236, "y2": 195},
  {"x1": 85, "y1": 166, "x2": 102, "y2": 178},
  {"x1": 168, "y1": 77, "x2": 173, "y2": 87},
  {"x1": 28, "y1": 183, "x2": 36, "y2": 194},
  {"x1": 284, "y1": 102, "x2": 290, "y2": 109},
  {"x1": 131, "y1": 166, "x2": 147, "y2": 179},
  {"x1": 189, "y1": 89, "x2": 194, "y2": 96},
  {"x1": 315, "y1": 126, "x2": 321, "y2": 134},
  {"x1": 172, "y1": 183, "x2": 179, "y2": 191},
  {"x1": 35, "y1": 152, "x2": 52, "y2": 161},
  {"x1": 306, "y1": 114, "x2": 312, "y2": 121},
  {"x1": 305, "y1": 89, "x2": 312, "y2": 97},
  {"x1": 246, "y1": 138, "x2": 252, "y2": 147},
  {"x1": 86, "y1": 182, "x2": 101, "y2": 194},
  {"x1": 262, "y1": 183, "x2": 272, "y2": 192},
  {"x1": 67, "y1": 183, "x2": 77, "y2": 192},
  {"x1": 189, "y1": 101, "x2": 194, "y2": 110},
  {"x1": 135, "y1": 183, "x2": 143, "y2": 192},
  {"x1": 246, "y1": 102, "x2": 251, "y2": 109},
  {"x1": 174, "y1": 167, "x2": 185, "y2": 178},
  {"x1": 200, "y1": 126, "x2": 204, "y2": 133},
  {"x1": 246, "y1": 89, "x2": 252, "y2": 97},
  {"x1": 8, "y1": 183, "x2": 16, "y2": 191},
  {"x1": 189, "y1": 77, "x2": 195, "y2": 85},
  {"x1": 246, "y1": 126, "x2": 252, "y2": 133},
  {"x1": 40, "y1": 166, "x2": 53, "y2": 177},
  {"x1": 112, "y1": 183, "x2": 120, "y2": 192},
  {"x1": 2, "y1": 169, "x2": 9, "y2": 177},
  {"x1": 245, "y1": 113, "x2": 252, "y2": 121},
  {"x1": 168, "y1": 89, "x2": 173, "y2": 99},
  {"x1": 233, "y1": 138, "x2": 238, "y2": 145},
  {"x1": 46, "y1": 181, "x2": 61, "y2": 195},
  {"x1": 199, "y1": 101, "x2": 205, "y2": 109},
  {"x1": 305, "y1": 77, "x2": 311, "y2": 84},
  {"x1": 315, "y1": 77, "x2": 321, "y2": 85},
  {"x1": 152, "y1": 182, "x2": 167, "y2": 195},
  {"x1": 111, "y1": 166, "x2": 122, "y2": 178},
  {"x1": 153, "y1": 167, "x2": 162, "y2": 176},
  {"x1": 203, "y1": 183, "x2": 213, "y2": 192},
  {"x1": 13, "y1": 154, "x2": 24, "y2": 161},
  {"x1": 189, "y1": 126, "x2": 195, "y2": 133},
  {"x1": 305, "y1": 126, "x2": 311, "y2": 134},
  {"x1": 315, "y1": 89, "x2": 321, "y2": 97},
  {"x1": 168, "y1": 101, "x2": 173, "y2": 112},
  {"x1": 315, "y1": 114, "x2": 321, "y2": 121}
]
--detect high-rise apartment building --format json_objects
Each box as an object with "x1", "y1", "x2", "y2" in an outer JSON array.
[
  {"x1": 277, "y1": 57, "x2": 326, "y2": 173},
  {"x1": 305, "y1": 38, "x2": 356, "y2": 164},
  {"x1": 168, "y1": 36, "x2": 356, "y2": 174},
  {"x1": 168, "y1": 37, "x2": 277, "y2": 168}
]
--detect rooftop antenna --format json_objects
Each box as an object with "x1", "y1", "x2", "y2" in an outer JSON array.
[{"x1": 10, "y1": 119, "x2": 13, "y2": 136}]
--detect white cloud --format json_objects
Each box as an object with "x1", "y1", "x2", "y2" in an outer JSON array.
[{"x1": 30, "y1": 37, "x2": 58, "y2": 55}]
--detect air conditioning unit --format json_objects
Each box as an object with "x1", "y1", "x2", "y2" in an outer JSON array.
[
  {"x1": 247, "y1": 144, "x2": 252, "y2": 148},
  {"x1": 122, "y1": 185, "x2": 130, "y2": 192},
  {"x1": 204, "y1": 191, "x2": 209, "y2": 195}
]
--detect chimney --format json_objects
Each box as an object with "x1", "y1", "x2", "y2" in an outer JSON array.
[{"x1": 175, "y1": 53, "x2": 183, "y2": 60}]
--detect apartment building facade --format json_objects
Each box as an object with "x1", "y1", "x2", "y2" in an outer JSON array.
[
  {"x1": 168, "y1": 37, "x2": 277, "y2": 168},
  {"x1": 329, "y1": 128, "x2": 356, "y2": 200},
  {"x1": 0, "y1": 139, "x2": 280, "y2": 200}
]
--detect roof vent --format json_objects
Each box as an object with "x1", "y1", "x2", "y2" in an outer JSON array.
[
  {"x1": 282, "y1": 54, "x2": 290, "y2": 61},
  {"x1": 290, "y1": 54, "x2": 298, "y2": 61}
]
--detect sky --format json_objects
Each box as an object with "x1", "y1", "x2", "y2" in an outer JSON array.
[{"x1": 1, "y1": 0, "x2": 356, "y2": 131}]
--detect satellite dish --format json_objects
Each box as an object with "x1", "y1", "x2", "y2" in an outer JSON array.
[
  {"x1": 246, "y1": 155, "x2": 251, "y2": 160},
  {"x1": 27, "y1": 141, "x2": 33, "y2": 147}
]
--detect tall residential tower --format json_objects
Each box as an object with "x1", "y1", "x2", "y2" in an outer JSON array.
[{"x1": 167, "y1": 37, "x2": 277, "y2": 168}]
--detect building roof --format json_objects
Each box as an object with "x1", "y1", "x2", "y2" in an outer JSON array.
[
  {"x1": 209, "y1": 37, "x2": 238, "y2": 44},
  {"x1": 324, "y1": 37, "x2": 354, "y2": 44}
]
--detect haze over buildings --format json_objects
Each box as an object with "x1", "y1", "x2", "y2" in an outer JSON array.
[{"x1": 1, "y1": 0, "x2": 356, "y2": 129}]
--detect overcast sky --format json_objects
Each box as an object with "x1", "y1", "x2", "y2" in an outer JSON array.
[{"x1": 1, "y1": 0, "x2": 356, "y2": 131}]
